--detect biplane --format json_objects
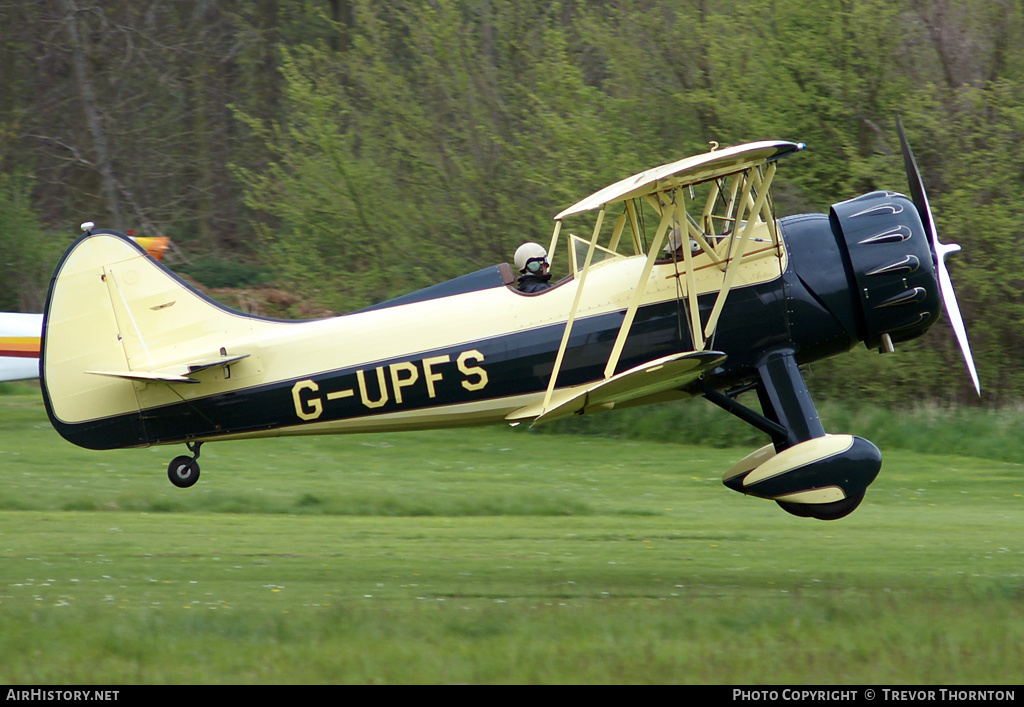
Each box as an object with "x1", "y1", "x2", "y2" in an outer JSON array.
[{"x1": 39, "y1": 120, "x2": 977, "y2": 520}]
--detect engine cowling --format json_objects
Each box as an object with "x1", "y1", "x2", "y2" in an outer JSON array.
[{"x1": 830, "y1": 190, "x2": 941, "y2": 351}]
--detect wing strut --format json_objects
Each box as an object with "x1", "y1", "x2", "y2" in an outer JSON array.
[
  {"x1": 545, "y1": 220, "x2": 563, "y2": 270},
  {"x1": 701, "y1": 162, "x2": 777, "y2": 342},
  {"x1": 601, "y1": 195, "x2": 677, "y2": 379},
  {"x1": 676, "y1": 192, "x2": 704, "y2": 350},
  {"x1": 541, "y1": 208, "x2": 606, "y2": 413}
]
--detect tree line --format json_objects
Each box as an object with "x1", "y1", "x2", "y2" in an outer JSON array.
[{"x1": 1, "y1": 0, "x2": 1022, "y2": 405}]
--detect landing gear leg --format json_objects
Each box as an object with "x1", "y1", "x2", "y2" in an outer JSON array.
[
  {"x1": 168, "y1": 441, "x2": 203, "y2": 488},
  {"x1": 710, "y1": 349, "x2": 880, "y2": 521}
]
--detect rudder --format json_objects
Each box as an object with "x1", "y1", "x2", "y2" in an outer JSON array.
[{"x1": 41, "y1": 230, "x2": 262, "y2": 449}]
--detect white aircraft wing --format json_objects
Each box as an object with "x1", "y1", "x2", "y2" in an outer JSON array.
[
  {"x1": 0, "y1": 312, "x2": 42, "y2": 382},
  {"x1": 555, "y1": 140, "x2": 804, "y2": 220}
]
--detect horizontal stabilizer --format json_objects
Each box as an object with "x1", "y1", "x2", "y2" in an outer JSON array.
[
  {"x1": 508, "y1": 350, "x2": 726, "y2": 426},
  {"x1": 86, "y1": 369, "x2": 200, "y2": 384},
  {"x1": 86, "y1": 353, "x2": 249, "y2": 385}
]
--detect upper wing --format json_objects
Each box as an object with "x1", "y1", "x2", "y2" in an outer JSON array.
[{"x1": 554, "y1": 141, "x2": 804, "y2": 220}]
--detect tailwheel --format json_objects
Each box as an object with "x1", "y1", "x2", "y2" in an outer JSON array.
[
  {"x1": 776, "y1": 491, "x2": 864, "y2": 521},
  {"x1": 167, "y1": 441, "x2": 203, "y2": 488},
  {"x1": 168, "y1": 456, "x2": 200, "y2": 488}
]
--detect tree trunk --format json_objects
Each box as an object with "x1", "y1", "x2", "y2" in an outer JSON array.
[{"x1": 60, "y1": 0, "x2": 123, "y2": 228}]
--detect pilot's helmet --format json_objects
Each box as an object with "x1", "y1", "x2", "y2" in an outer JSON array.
[
  {"x1": 664, "y1": 227, "x2": 684, "y2": 252},
  {"x1": 515, "y1": 242, "x2": 549, "y2": 274},
  {"x1": 663, "y1": 226, "x2": 699, "y2": 254}
]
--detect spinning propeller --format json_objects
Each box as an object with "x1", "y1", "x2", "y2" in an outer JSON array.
[{"x1": 895, "y1": 115, "x2": 980, "y2": 395}]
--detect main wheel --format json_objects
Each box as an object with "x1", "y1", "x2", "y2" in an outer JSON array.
[
  {"x1": 168, "y1": 455, "x2": 200, "y2": 488},
  {"x1": 776, "y1": 491, "x2": 864, "y2": 521}
]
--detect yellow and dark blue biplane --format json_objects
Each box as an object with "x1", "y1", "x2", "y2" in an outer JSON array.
[{"x1": 39, "y1": 120, "x2": 977, "y2": 520}]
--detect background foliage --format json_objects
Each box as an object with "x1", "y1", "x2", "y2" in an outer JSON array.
[{"x1": 2, "y1": 0, "x2": 1022, "y2": 404}]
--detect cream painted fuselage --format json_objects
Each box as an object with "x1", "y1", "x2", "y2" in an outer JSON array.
[{"x1": 42, "y1": 229, "x2": 796, "y2": 450}]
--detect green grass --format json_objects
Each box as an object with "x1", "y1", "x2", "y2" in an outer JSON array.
[{"x1": 0, "y1": 387, "x2": 1022, "y2": 684}]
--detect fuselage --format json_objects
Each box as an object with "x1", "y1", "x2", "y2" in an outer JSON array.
[
  {"x1": 41, "y1": 188, "x2": 939, "y2": 451},
  {"x1": 41, "y1": 227, "x2": 784, "y2": 448}
]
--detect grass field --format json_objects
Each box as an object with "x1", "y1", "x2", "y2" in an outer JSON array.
[{"x1": 0, "y1": 385, "x2": 1021, "y2": 684}]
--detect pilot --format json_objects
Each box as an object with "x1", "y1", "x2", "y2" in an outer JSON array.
[
  {"x1": 514, "y1": 242, "x2": 552, "y2": 293},
  {"x1": 662, "y1": 227, "x2": 699, "y2": 259}
]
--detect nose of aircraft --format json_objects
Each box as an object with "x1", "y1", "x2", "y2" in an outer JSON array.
[
  {"x1": 819, "y1": 119, "x2": 979, "y2": 397},
  {"x1": 829, "y1": 189, "x2": 942, "y2": 352}
]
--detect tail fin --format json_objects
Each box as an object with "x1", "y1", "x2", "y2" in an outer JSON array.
[{"x1": 41, "y1": 230, "x2": 265, "y2": 449}]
